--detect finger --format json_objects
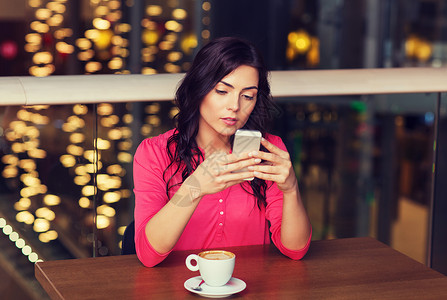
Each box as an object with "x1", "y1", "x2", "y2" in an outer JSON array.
[
  {"x1": 226, "y1": 157, "x2": 261, "y2": 173},
  {"x1": 260, "y1": 138, "x2": 289, "y2": 159},
  {"x1": 218, "y1": 171, "x2": 256, "y2": 183},
  {"x1": 253, "y1": 171, "x2": 281, "y2": 182},
  {"x1": 227, "y1": 151, "x2": 252, "y2": 163},
  {"x1": 248, "y1": 164, "x2": 277, "y2": 174},
  {"x1": 249, "y1": 150, "x2": 280, "y2": 164}
]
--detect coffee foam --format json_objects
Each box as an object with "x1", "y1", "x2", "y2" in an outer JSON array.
[{"x1": 200, "y1": 251, "x2": 234, "y2": 260}]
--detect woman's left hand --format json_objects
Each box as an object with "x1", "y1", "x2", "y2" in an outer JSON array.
[{"x1": 248, "y1": 138, "x2": 298, "y2": 193}]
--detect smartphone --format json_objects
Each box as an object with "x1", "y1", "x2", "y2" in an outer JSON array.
[{"x1": 232, "y1": 129, "x2": 262, "y2": 180}]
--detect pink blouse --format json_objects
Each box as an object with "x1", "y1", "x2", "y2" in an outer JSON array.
[{"x1": 133, "y1": 129, "x2": 311, "y2": 267}]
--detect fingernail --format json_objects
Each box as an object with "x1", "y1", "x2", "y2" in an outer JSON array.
[
  {"x1": 261, "y1": 138, "x2": 265, "y2": 141},
  {"x1": 254, "y1": 158, "x2": 261, "y2": 163},
  {"x1": 251, "y1": 151, "x2": 259, "y2": 156}
]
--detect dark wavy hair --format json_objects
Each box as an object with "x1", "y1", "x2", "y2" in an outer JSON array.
[{"x1": 164, "y1": 37, "x2": 278, "y2": 209}]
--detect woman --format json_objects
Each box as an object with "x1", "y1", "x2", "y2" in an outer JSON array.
[{"x1": 133, "y1": 37, "x2": 311, "y2": 267}]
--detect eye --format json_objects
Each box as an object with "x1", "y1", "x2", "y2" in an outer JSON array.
[
  {"x1": 216, "y1": 89, "x2": 227, "y2": 95},
  {"x1": 242, "y1": 94, "x2": 255, "y2": 100}
]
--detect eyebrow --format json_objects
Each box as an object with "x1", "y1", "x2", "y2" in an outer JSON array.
[{"x1": 219, "y1": 80, "x2": 258, "y2": 91}]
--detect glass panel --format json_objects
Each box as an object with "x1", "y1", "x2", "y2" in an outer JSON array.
[
  {"x1": 274, "y1": 93, "x2": 436, "y2": 263},
  {"x1": 0, "y1": 93, "x2": 438, "y2": 296},
  {"x1": 430, "y1": 92, "x2": 447, "y2": 274},
  {"x1": 0, "y1": 104, "x2": 95, "y2": 299}
]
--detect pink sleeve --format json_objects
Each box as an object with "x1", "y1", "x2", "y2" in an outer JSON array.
[
  {"x1": 133, "y1": 138, "x2": 172, "y2": 267},
  {"x1": 264, "y1": 135, "x2": 312, "y2": 260}
]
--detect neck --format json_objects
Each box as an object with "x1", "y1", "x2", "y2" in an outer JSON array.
[{"x1": 196, "y1": 134, "x2": 231, "y2": 156}]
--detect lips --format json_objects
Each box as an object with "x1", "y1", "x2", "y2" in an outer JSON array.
[{"x1": 221, "y1": 117, "x2": 237, "y2": 126}]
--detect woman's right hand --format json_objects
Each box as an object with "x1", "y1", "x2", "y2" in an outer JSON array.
[{"x1": 185, "y1": 151, "x2": 261, "y2": 199}]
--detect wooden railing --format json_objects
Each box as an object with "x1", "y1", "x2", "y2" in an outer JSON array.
[{"x1": 2, "y1": 68, "x2": 447, "y2": 105}]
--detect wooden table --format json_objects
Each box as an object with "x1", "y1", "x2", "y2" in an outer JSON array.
[{"x1": 35, "y1": 237, "x2": 447, "y2": 299}]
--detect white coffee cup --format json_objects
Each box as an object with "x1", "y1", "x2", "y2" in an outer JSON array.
[{"x1": 185, "y1": 250, "x2": 235, "y2": 287}]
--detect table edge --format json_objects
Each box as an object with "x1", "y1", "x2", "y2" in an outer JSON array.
[{"x1": 35, "y1": 261, "x2": 65, "y2": 300}]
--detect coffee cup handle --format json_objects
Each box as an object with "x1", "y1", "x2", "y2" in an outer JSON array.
[{"x1": 185, "y1": 254, "x2": 199, "y2": 271}]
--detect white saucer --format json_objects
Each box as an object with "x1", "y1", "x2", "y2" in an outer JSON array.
[{"x1": 184, "y1": 276, "x2": 246, "y2": 298}]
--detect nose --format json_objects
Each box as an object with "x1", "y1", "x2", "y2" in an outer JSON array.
[{"x1": 227, "y1": 95, "x2": 240, "y2": 111}]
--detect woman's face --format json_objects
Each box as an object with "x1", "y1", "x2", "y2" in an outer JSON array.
[{"x1": 198, "y1": 65, "x2": 259, "y2": 145}]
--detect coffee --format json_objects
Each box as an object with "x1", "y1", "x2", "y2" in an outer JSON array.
[
  {"x1": 186, "y1": 250, "x2": 236, "y2": 286},
  {"x1": 200, "y1": 251, "x2": 234, "y2": 260}
]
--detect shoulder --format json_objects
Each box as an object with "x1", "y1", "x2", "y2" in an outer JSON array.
[{"x1": 134, "y1": 128, "x2": 177, "y2": 163}]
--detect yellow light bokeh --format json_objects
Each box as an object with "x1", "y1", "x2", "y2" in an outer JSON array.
[
  {"x1": 142, "y1": 67, "x2": 157, "y2": 75},
  {"x1": 96, "y1": 215, "x2": 110, "y2": 229},
  {"x1": 165, "y1": 20, "x2": 182, "y2": 32},
  {"x1": 84, "y1": 150, "x2": 100, "y2": 162},
  {"x1": 74, "y1": 175, "x2": 91, "y2": 186},
  {"x1": 11, "y1": 143, "x2": 25, "y2": 153},
  {"x1": 66, "y1": 144, "x2": 84, "y2": 156},
  {"x1": 123, "y1": 114, "x2": 133, "y2": 124},
  {"x1": 2, "y1": 154, "x2": 18, "y2": 165},
  {"x1": 108, "y1": 57, "x2": 123, "y2": 70},
  {"x1": 36, "y1": 207, "x2": 56, "y2": 221},
  {"x1": 146, "y1": 115, "x2": 161, "y2": 126},
  {"x1": 2, "y1": 166, "x2": 18, "y2": 178},
  {"x1": 146, "y1": 5, "x2": 162, "y2": 16},
  {"x1": 117, "y1": 140, "x2": 132, "y2": 151},
  {"x1": 93, "y1": 18, "x2": 111, "y2": 30},
  {"x1": 108, "y1": 128, "x2": 123, "y2": 140},
  {"x1": 36, "y1": 8, "x2": 52, "y2": 20},
  {"x1": 118, "y1": 226, "x2": 126, "y2": 235},
  {"x1": 29, "y1": 65, "x2": 55, "y2": 77},
  {"x1": 93, "y1": 29, "x2": 113, "y2": 50},
  {"x1": 202, "y1": 2, "x2": 211, "y2": 11},
  {"x1": 56, "y1": 42, "x2": 74, "y2": 54},
  {"x1": 167, "y1": 51, "x2": 182, "y2": 62},
  {"x1": 85, "y1": 162, "x2": 103, "y2": 173},
  {"x1": 100, "y1": 115, "x2": 119, "y2": 127},
  {"x1": 82, "y1": 185, "x2": 96, "y2": 197},
  {"x1": 73, "y1": 104, "x2": 88, "y2": 115},
  {"x1": 14, "y1": 198, "x2": 32, "y2": 211},
  {"x1": 74, "y1": 165, "x2": 87, "y2": 175},
  {"x1": 164, "y1": 63, "x2": 181, "y2": 73},
  {"x1": 95, "y1": 5, "x2": 110, "y2": 17},
  {"x1": 44, "y1": 194, "x2": 61, "y2": 206},
  {"x1": 85, "y1": 61, "x2": 102, "y2": 73},
  {"x1": 19, "y1": 159, "x2": 37, "y2": 171},
  {"x1": 172, "y1": 9, "x2": 187, "y2": 20},
  {"x1": 70, "y1": 133, "x2": 85, "y2": 144},
  {"x1": 97, "y1": 103, "x2": 114, "y2": 115},
  {"x1": 28, "y1": 0, "x2": 42, "y2": 8},
  {"x1": 47, "y1": 14, "x2": 64, "y2": 27},
  {"x1": 21, "y1": 174, "x2": 41, "y2": 187},
  {"x1": 142, "y1": 29, "x2": 160, "y2": 46},
  {"x1": 28, "y1": 148, "x2": 47, "y2": 159},
  {"x1": 16, "y1": 211, "x2": 35, "y2": 225},
  {"x1": 140, "y1": 124, "x2": 152, "y2": 136},
  {"x1": 103, "y1": 191, "x2": 121, "y2": 203},
  {"x1": 180, "y1": 34, "x2": 198, "y2": 55},
  {"x1": 33, "y1": 218, "x2": 50, "y2": 232},
  {"x1": 78, "y1": 197, "x2": 91, "y2": 208},
  {"x1": 118, "y1": 152, "x2": 132, "y2": 163},
  {"x1": 97, "y1": 138, "x2": 111, "y2": 150},
  {"x1": 25, "y1": 33, "x2": 42, "y2": 44},
  {"x1": 60, "y1": 154, "x2": 76, "y2": 167},
  {"x1": 97, "y1": 205, "x2": 116, "y2": 217}
]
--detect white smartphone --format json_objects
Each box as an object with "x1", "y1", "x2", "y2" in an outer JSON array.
[{"x1": 232, "y1": 129, "x2": 262, "y2": 180}]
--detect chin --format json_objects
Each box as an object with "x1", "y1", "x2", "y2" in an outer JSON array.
[{"x1": 220, "y1": 127, "x2": 238, "y2": 137}]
